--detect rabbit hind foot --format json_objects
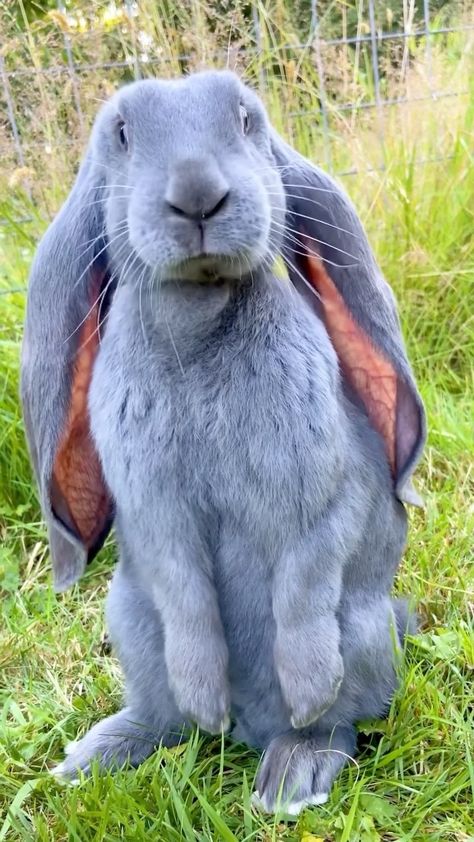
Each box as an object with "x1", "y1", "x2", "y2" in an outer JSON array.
[
  {"x1": 252, "y1": 724, "x2": 356, "y2": 816},
  {"x1": 51, "y1": 707, "x2": 184, "y2": 782}
]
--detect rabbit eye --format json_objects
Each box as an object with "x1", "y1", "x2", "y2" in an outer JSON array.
[
  {"x1": 239, "y1": 105, "x2": 250, "y2": 136},
  {"x1": 118, "y1": 120, "x2": 129, "y2": 151}
]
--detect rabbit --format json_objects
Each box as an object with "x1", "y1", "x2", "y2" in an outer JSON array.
[{"x1": 21, "y1": 70, "x2": 425, "y2": 815}]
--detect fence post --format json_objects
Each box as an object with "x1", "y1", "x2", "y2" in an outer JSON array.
[
  {"x1": 423, "y1": 0, "x2": 435, "y2": 96},
  {"x1": 56, "y1": 0, "x2": 84, "y2": 136},
  {"x1": 250, "y1": 0, "x2": 265, "y2": 90},
  {"x1": 125, "y1": 0, "x2": 141, "y2": 80},
  {"x1": 0, "y1": 54, "x2": 26, "y2": 169},
  {"x1": 309, "y1": 0, "x2": 332, "y2": 172},
  {"x1": 368, "y1": 0, "x2": 386, "y2": 169}
]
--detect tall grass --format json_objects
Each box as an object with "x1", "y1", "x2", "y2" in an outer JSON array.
[{"x1": 0, "y1": 2, "x2": 473, "y2": 840}]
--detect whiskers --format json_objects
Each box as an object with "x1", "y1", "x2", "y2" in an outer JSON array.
[
  {"x1": 70, "y1": 234, "x2": 138, "y2": 355},
  {"x1": 272, "y1": 220, "x2": 359, "y2": 268},
  {"x1": 268, "y1": 196, "x2": 361, "y2": 242},
  {"x1": 90, "y1": 159, "x2": 134, "y2": 182},
  {"x1": 269, "y1": 237, "x2": 323, "y2": 306},
  {"x1": 137, "y1": 259, "x2": 151, "y2": 348},
  {"x1": 73, "y1": 222, "x2": 129, "y2": 281},
  {"x1": 165, "y1": 315, "x2": 186, "y2": 377}
]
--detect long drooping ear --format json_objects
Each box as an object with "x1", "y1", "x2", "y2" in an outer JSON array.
[
  {"x1": 271, "y1": 133, "x2": 426, "y2": 505},
  {"x1": 21, "y1": 151, "x2": 115, "y2": 591}
]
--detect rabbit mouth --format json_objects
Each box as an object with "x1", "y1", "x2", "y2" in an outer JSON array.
[{"x1": 164, "y1": 251, "x2": 260, "y2": 283}]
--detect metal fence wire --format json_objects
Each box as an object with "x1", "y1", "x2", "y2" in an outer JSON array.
[{"x1": 0, "y1": 0, "x2": 473, "y2": 206}]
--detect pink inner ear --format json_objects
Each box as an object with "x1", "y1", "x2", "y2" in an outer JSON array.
[
  {"x1": 303, "y1": 250, "x2": 397, "y2": 475},
  {"x1": 51, "y1": 276, "x2": 111, "y2": 549}
]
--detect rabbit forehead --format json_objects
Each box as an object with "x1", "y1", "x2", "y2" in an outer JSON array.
[
  {"x1": 103, "y1": 71, "x2": 258, "y2": 142},
  {"x1": 91, "y1": 72, "x2": 272, "y2": 170}
]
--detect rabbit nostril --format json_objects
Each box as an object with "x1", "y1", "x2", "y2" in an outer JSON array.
[
  {"x1": 201, "y1": 190, "x2": 230, "y2": 220},
  {"x1": 167, "y1": 203, "x2": 187, "y2": 217}
]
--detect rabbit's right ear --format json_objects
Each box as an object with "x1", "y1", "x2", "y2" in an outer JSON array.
[{"x1": 21, "y1": 152, "x2": 115, "y2": 592}]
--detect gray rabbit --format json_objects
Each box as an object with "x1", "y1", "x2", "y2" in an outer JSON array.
[{"x1": 21, "y1": 71, "x2": 425, "y2": 814}]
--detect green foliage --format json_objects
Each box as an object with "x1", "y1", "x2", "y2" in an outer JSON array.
[
  {"x1": 0, "y1": 3, "x2": 473, "y2": 840},
  {"x1": 7, "y1": 0, "x2": 57, "y2": 27}
]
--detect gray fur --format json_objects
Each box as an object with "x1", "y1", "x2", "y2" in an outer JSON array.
[
  {"x1": 270, "y1": 134, "x2": 426, "y2": 505},
  {"x1": 21, "y1": 70, "x2": 425, "y2": 810}
]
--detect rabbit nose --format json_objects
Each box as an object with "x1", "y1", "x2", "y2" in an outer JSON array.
[
  {"x1": 165, "y1": 158, "x2": 230, "y2": 222},
  {"x1": 167, "y1": 190, "x2": 229, "y2": 221}
]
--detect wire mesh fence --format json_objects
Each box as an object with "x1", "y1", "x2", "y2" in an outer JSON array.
[{"x1": 0, "y1": 0, "x2": 473, "y2": 221}]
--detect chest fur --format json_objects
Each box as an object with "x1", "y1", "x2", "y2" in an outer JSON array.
[{"x1": 89, "y1": 282, "x2": 346, "y2": 531}]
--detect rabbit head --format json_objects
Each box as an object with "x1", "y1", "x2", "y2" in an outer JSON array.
[
  {"x1": 91, "y1": 71, "x2": 286, "y2": 284},
  {"x1": 21, "y1": 70, "x2": 425, "y2": 591}
]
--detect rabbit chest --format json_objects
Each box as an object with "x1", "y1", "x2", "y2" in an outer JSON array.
[{"x1": 89, "y1": 276, "x2": 347, "y2": 548}]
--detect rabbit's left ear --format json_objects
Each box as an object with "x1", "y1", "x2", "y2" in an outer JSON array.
[{"x1": 271, "y1": 133, "x2": 426, "y2": 505}]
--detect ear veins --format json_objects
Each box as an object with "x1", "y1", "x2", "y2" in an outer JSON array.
[
  {"x1": 303, "y1": 248, "x2": 397, "y2": 476},
  {"x1": 51, "y1": 269, "x2": 111, "y2": 549}
]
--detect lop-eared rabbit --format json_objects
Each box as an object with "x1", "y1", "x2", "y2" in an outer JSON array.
[{"x1": 22, "y1": 70, "x2": 425, "y2": 814}]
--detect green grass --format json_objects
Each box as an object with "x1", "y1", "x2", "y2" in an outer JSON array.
[{"x1": 1, "y1": 7, "x2": 474, "y2": 841}]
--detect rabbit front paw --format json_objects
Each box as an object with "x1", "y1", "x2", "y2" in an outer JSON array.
[
  {"x1": 170, "y1": 660, "x2": 231, "y2": 735},
  {"x1": 278, "y1": 651, "x2": 344, "y2": 729}
]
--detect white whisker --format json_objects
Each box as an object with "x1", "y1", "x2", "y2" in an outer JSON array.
[
  {"x1": 91, "y1": 159, "x2": 131, "y2": 180},
  {"x1": 73, "y1": 225, "x2": 128, "y2": 279},
  {"x1": 277, "y1": 182, "x2": 340, "y2": 195},
  {"x1": 266, "y1": 200, "x2": 361, "y2": 240},
  {"x1": 77, "y1": 241, "x2": 143, "y2": 353},
  {"x1": 165, "y1": 315, "x2": 185, "y2": 377},
  {"x1": 79, "y1": 196, "x2": 134, "y2": 211},
  {"x1": 268, "y1": 237, "x2": 323, "y2": 304},
  {"x1": 272, "y1": 220, "x2": 360, "y2": 264},
  {"x1": 137, "y1": 261, "x2": 151, "y2": 347},
  {"x1": 72, "y1": 268, "x2": 120, "y2": 354},
  {"x1": 66, "y1": 238, "x2": 130, "y2": 346},
  {"x1": 276, "y1": 229, "x2": 359, "y2": 269},
  {"x1": 75, "y1": 222, "x2": 129, "y2": 262},
  {"x1": 87, "y1": 183, "x2": 133, "y2": 192}
]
